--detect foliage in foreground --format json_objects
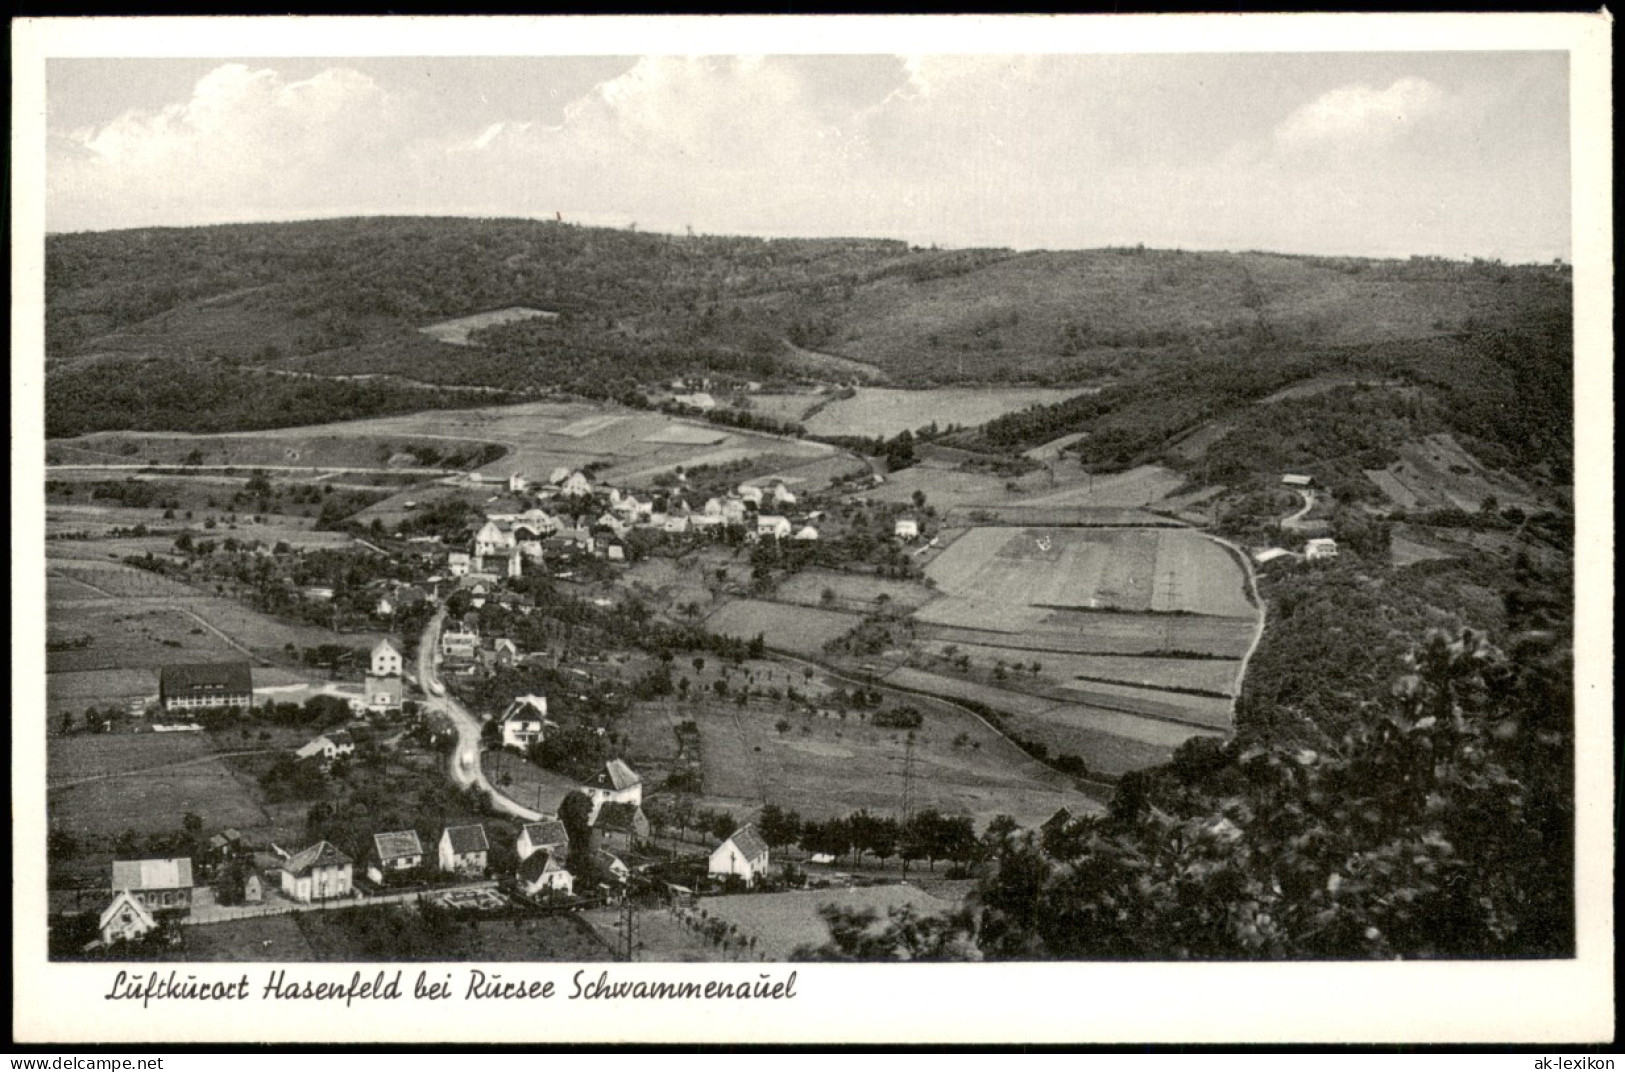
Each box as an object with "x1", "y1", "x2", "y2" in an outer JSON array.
[{"x1": 799, "y1": 629, "x2": 1573, "y2": 961}]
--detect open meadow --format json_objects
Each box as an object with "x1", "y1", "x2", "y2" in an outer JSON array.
[
  {"x1": 800, "y1": 387, "x2": 1083, "y2": 439},
  {"x1": 701, "y1": 599, "x2": 861, "y2": 657},
  {"x1": 678, "y1": 689, "x2": 1094, "y2": 828},
  {"x1": 699, "y1": 885, "x2": 958, "y2": 961}
]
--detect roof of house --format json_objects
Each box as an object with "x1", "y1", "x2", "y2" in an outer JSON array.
[
  {"x1": 372, "y1": 638, "x2": 401, "y2": 658},
  {"x1": 100, "y1": 889, "x2": 157, "y2": 932},
  {"x1": 522, "y1": 819, "x2": 569, "y2": 848},
  {"x1": 373, "y1": 830, "x2": 423, "y2": 862},
  {"x1": 517, "y1": 850, "x2": 566, "y2": 883},
  {"x1": 594, "y1": 802, "x2": 645, "y2": 833},
  {"x1": 158, "y1": 662, "x2": 253, "y2": 695},
  {"x1": 1040, "y1": 807, "x2": 1073, "y2": 833},
  {"x1": 722, "y1": 825, "x2": 769, "y2": 861},
  {"x1": 597, "y1": 849, "x2": 629, "y2": 874},
  {"x1": 603, "y1": 758, "x2": 641, "y2": 791},
  {"x1": 502, "y1": 695, "x2": 549, "y2": 723},
  {"x1": 282, "y1": 841, "x2": 351, "y2": 877},
  {"x1": 111, "y1": 858, "x2": 194, "y2": 891},
  {"x1": 442, "y1": 824, "x2": 489, "y2": 855}
]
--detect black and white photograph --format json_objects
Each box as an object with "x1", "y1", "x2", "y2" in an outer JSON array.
[{"x1": 11, "y1": 15, "x2": 1613, "y2": 1046}]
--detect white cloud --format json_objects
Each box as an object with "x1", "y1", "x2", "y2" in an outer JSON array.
[{"x1": 1274, "y1": 76, "x2": 1449, "y2": 148}]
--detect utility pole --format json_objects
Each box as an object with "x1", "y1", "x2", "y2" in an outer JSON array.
[{"x1": 615, "y1": 896, "x2": 641, "y2": 962}]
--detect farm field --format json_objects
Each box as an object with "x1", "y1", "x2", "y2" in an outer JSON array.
[
  {"x1": 47, "y1": 669, "x2": 160, "y2": 714},
  {"x1": 1011, "y1": 464, "x2": 1190, "y2": 508},
  {"x1": 419, "y1": 306, "x2": 558, "y2": 345},
  {"x1": 772, "y1": 570, "x2": 937, "y2": 614},
  {"x1": 859, "y1": 466, "x2": 1029, "y2": 509},
  {"x1": 922, "y1": 527, "x2": 1255, "y2": 619},
  {"x1": 1391, "y1": 532, "x2": 1457, "y2": 567},
  {"x1": 46, "y1": 431, "x2": 480, "y2": 471},
  {"x1": 702, "y1": 600, "x2": 861, "y2": 657},
  {"x1": 700, "y1": 885, "x2": 958, "y2": 961},
  {"x1": 576, "y1": 906, "x2": 721, "y2": 963},
  {"x1": 679, "y1": 692, "x2": 1092, "y2": 828},
  {"x1": 48, "y1": 605, "x2": 246, "y2": 674},
  {"x1": 1366, "y1": 433, "x2": 1543, "y2": 513},
  {"x1": 914, "y1": 607, "x2": 1254, "y2": 658},
  {"x1": 912, "y1": 640, "x2": 1241, "y2": 696},
  {"x1": 49, "y1": 738, "x2": 270, "y2": 840},
  {"x1": 1001, "y1": 708, "x2": 1220, "y2": 778},
  {"x1": 802, "y1": 387, "x2": 1082, "y2": 439}
]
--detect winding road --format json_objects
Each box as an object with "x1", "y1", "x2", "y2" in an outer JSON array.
[{"x1": 415, "y1": 607, "x2": 541, "y2": 822}]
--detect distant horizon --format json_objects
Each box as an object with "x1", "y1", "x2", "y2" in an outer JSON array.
[
  {"x1": 42, "y1": 212, "x2": 1570, "y2": 268},
  {"x1": 46, "y1": 52, "x2": 1572, "y2": 264}
]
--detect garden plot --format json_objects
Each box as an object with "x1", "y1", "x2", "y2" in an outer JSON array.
[{"x1": 48, "y1": 669, "x2": 158, "y2": 715}]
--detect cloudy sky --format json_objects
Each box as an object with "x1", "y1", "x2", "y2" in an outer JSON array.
[{"x1": 45, "y1": 50, "x2": 1571, "y2": 261}]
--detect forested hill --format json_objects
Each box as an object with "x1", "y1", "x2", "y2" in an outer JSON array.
[{"x1": 45, "y1": 216, "x2": 1571, "y2": 437}]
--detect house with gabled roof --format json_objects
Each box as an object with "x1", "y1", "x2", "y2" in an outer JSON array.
[
  {"x1": 517, "y1": 818, "x2": 570, "y2": 863},
  {"x1": 438, "y1": 824, "x2": 489, "y2": 875},
  {"x1": 279, "y1": 841, "x2": 353, "y2": 903},
  {"x1": 110, "y1": 858, "x2": 194, "y2": 915},
  {"x1": 498, "y1": 695, "x2": 552, "y2": 750},
  {"x1": 755, "y1": 514, "x2": 792, "y2": 540},
  {"x1": 708, "y1": 825, "x2": 770, "y2": 885},
  {"x1": 367, "y1": 830, "x2": 425, "y2": 883},
  {"x1": 584, "y1": 758, "x2": 643, "y2": 819},
  {"x1": 592, "y1": 801, "x2": 650, "y2": 853},
  {"x1": 516, "y1": 849, "x2": 574, "y2": 897},
  {"x1": 99, "y1": 890, "x2": 159, "y2": 947},
  {"x1": 370, "y1": 639, "x2": 403, "y2": 677},
  {"x1": 296, "y1": 730, "x2": 355, "y2": 764}
]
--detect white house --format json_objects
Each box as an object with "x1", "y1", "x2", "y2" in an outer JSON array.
[
  {"x1": 584, "y1": 759, "x2": 643, "y2": 820},
  {"x1": 1252, "y1": 547, "x2": 1293, "y2": 565},
  {"x1": 708, "y1": 825, "x2": 770, "y2": 886},
  {"x1": 441, "y1": 620, "x2": 479, "y2": 659},
  {"x1": 1305, "y1": 538, "x2": 1340, "y2": 561},
  {"x1": 296, "y1": 730, "x2": 355, "y2": 763},
  {"x1": 548, "y1": 466, "x2": 572, "y2": 486},
  {"x1": 499, "y1": 695, "x2": 551, "y2": 750},
  {"x1": 1281, "y1": 473, "x2": 1315, "y2": 488},
  {"x1": 756, "y1": 515, "x2": 792, "y2": 540},
  {"x1": 367, "y1": 830, "x2": 424, "y2": 883},
  {"x1": 280, "y1": 841, "x2": 353, "y2": 903},
  {"x1": 99, "y1": 890, "x2": 158, "y2": 947},
  {"x1": 895, "y1": 518, "x2": 920, "y2": 540},
  {"x1": 370, "y1": 639, "x2": 403, "y2": 678},
  {"x1": 516, "y1": 850, "x2": 574, "y2": 897},
  {"x1": 447, "y1": 552, "x2": 472, "y2": 577},
  {"x1": 475, "y1": 520, "x2": 515, "y2": 558},
  {"x1": 517, "y1": 818, "x2": 570, "y2": 863},
  {"x1": 439, "y1": 825, "x2": 489, "y2": 875},
  {"x1": 770, "y1": 482, "x2": 798, "y2": 507},
  {"x1": 508, "y1": 473, "x2": 529, "y2": 493},
  {"x1": 662, "y1": 515, "x2": 691, "y2": 535},
  {"x1": 562, "y1": 472, "x2": 593, "y2": 497},
  {"x1": 737, "y1": 484, "x2": 764, "y2": 506},
  {"x1": 793, "y1": 525, "x2": 820, "y2": 542}
]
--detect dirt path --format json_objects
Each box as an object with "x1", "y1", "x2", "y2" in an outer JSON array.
[
  {"x1": 1281, "y1": 488, "x2": 1316, "y2": 529},
  {"x1": 1203, "y1": 533, "x2": 1267, "y2": 723}
]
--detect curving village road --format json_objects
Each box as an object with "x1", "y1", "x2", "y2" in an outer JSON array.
[{"x1": 415, "y1": 607, "x2": 541, "y2": 822}]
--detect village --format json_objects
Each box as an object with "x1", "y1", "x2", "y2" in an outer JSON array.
[{"x1": 54, "y1": 461, "x2": 992, "y2": 963}]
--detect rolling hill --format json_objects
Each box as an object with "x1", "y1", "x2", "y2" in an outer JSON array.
[{"x1": 44, "y1": 217, "x2": 1571, "y2": 444}]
